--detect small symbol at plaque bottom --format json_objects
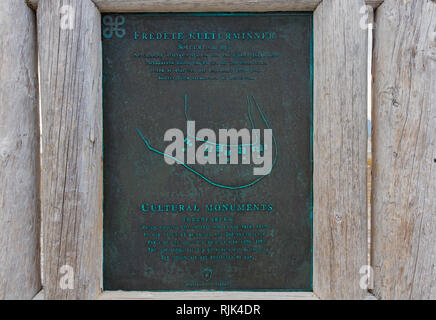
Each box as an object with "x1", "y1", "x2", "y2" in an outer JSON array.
[{"x1": 202, "y1": 268, "x2": 213, "y2": 282}]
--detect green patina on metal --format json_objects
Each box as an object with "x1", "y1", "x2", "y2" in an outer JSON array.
[{"x1": 103, "y1": 12, "x2": 313, "y2": 291}]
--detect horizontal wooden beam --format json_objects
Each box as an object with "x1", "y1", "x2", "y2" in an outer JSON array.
[
  {"x1": 33, "y1": 289, "x2": 318, "y2": 300},
  {"x1": 27, "y1": 0, "x2": 384, "y2": 12},
  {"x1": 98, "y1": 291, "x2": 319, "y2": 300}
]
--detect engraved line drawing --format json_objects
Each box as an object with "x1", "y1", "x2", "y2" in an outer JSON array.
[{"x1": 136, "y1": 95, "x2": 278, "y2": 190}]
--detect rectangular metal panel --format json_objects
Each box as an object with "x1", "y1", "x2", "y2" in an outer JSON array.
[{"x1": 103, "y1": 13, "x2": 312, "y2": 291}]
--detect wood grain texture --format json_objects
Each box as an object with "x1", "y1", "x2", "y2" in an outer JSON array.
[
  {"x1": 33, "y1": 289, "x2": 318, "y2": 299},
  {"x1": 313, "y1": 0, "x2": 368, "y2": 300},
  {"x1": 371, "y1": 0, "x2": 436, "y2": 300},
  {"x1": 37, "y1": 0, "x2": 103, "y2": 299},
  {"x1": 92, "y1": 0, "x2": 321, "y2": 11},
  {"x1": 0, "y1": 0, "x2": 41, "y2": 300},
  {"x1": 27, "y1": 0, "x2": 384, "y2": 12},
  {"x1": 98, "y1": 291, "x2": 319, "y2": 300}
]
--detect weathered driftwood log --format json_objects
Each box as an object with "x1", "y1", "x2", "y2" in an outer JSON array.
[
  {"x1": 0, "y1": 0, "x2": 40, "y2": 299},
  {"x1": 313, "y1": 0, "x2": 369, "y2": 299},
  {"x1": 372, "y1": 0, "x2": 436, "y2": 300},
  {"x1": 37, "y1": 0, "x2": 103, "y2": 299}
]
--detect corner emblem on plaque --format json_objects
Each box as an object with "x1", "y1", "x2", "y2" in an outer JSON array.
[
  {"x1": 103, "y1": 15, "x2": 126, "y2": 39},
  {"x1": 202, "y1": 268, "x2": 213, "y2": 282}
]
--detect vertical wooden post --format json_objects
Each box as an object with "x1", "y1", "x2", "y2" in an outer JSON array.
[
  {"x1": 0, "y1": 0, "x2": 40, "y2": 300},
  {"x1": 37, "y1": 0, "x2": 103, "y2": 299},
  {"x1": 372, "y1": 0, "x2": 436, "y2": 300},
  {"x1": 313, "y1": 0, "x2": 369, "y2": 299}
]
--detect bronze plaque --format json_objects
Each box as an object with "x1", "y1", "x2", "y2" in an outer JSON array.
[{"x1": 103, "y1": 13, "x2": 313, "y2": 291}]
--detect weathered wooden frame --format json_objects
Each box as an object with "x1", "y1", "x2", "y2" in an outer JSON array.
[{"x1": 29, "y1": 0, "x2": 382, "y2": 300}]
